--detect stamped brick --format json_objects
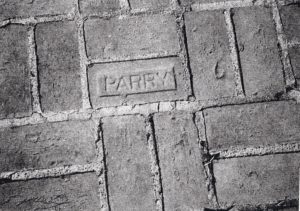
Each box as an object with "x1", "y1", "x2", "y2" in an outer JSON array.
[
  {"x1": 36, "y1": 21, "x2": 82, "y2": 112},
  {"x1": 0, "y1": 173, "x2": 100, "y2": 210},
  {"x1": 79, "y1": 0, "x2": 120, "y2": 15},
  {"x1": 214, "y1": 153, "x2": 300, "y2": 206},
  {"x1": 102, "y1": 115, "x2": 156, "y2": 211},
  {"x1": 84, "y1": 14, "x2": 180, "y2": 60},
  {"x1": 129, "y1": 0, "x2": 170, "y2": 11},
  {"x1": 233, "y1": 7, "x2": 284, "y2": 97},
  {"x1": 88, "y1": 57, "x2": 190, "y2": 107},
  {"x1": 0, "y1": 120, "x2": 97, "y2": 172},
  {"x1": 0, "y1": 25, "x2": 31, "y2": 120},
  {"x1": 153, "y1": 112, "x2": 208, "y2": 210},
  {"x1": 289, "y1": 46, "x2": 300, "y2": 79},
  {"x1": 0, "y1": 0, "x2": 74, "y2": 21},
  {"x1": 204, "y1": 101, "x2": 300, "y2": 151},
  {"x1": 280, "y1": 4, "x2": 300, "y2": 43},
  {"x1": 185, "y1": 11, "x2": 236, "y2": 100}
]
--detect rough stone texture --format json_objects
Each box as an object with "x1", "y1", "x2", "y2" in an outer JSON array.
[
  {"x1": 36, "y1": 21, "x2": 82, "y2": 112},
  {"x1": 153, "y1": 112, "x2": 208, "y2": 210},
  {"x1": 102, "y1": 115, "x2": 156, "y2": 211},
  {"x1": 0, "y1": 0, "x2": 74, "y2": 21},
  {"x1": 79, "y1": 0, "x2": 120, "y2": 15},
  {"x1": 233, "y1": 7, "x2": 284, "y2": 98},
  {"x1": 180, "y1": 0, "x2": 239, "y2": 7},
  {"x1": 0, "y1": 25, "x2": 31, "y2": 120},
  {"x1": 129, "y1": 0, "x2": 170, "y2": 11},
  {"x1": 88, "y1": 57, "x2": 190, "y2": 108},
  {"x1": 179, "y1": 0, "x2": 196, "y2": 7},
  {"x1": 0, "y1": 120, "x2": 97, "y2": 172},
  {"x1": 204, "y1": 101, "x2": 300, "y2": 151},
  {"x1": 214, "y1": 153, "x2": 300, "y2": 206},
  {"x1": 289, "y1": 46, "x2": 300, "y2": 79},
  {"x1": 280, "y1": 4, "x2": 300, "y2": 43},
  {"x1": 185, "y1": 11, "x2": 236, "y2": 100},
  {"x1": 84, "y1": 14, "x2": 180, "y2": 60},
  {"x1": 0, "y1": 173, "x2": 101, "y2": 210}
]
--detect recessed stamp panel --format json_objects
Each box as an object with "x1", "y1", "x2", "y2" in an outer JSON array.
[{"x1": 88, "y1": 57, "x2": 190, "y2": 107}]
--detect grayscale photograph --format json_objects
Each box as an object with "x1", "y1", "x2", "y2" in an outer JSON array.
[{"x1": 0, "y1": 0, "x2": 299, "y2": 210}]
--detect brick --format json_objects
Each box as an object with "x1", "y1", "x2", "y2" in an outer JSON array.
[
  {"x1": 0, "y1": 0, "x2": 74, "y2": 21},
  {"x1": 233, "y1": 7, "x2": 284, "y2": 97},
  {"x1": 88, "y1": 57, "x2": 190, "y2": 107},
  {"x1": 204, "y1": 101, "x2": 300, "y2": 151},
  {"x1": 0, "y1": 120, "x2": 97, "y2": 172},
  {"x1": 129, "y1": 0, "x2": 170, "y2": 11},
  {"x1": 36, "y1": 21, "x2": 82, "y2": 112},
  {"x1": 280, "y1": 4, "x2": 300, "y2": 43},
  {"x1": 185, "y1": 11, "x2": 236, "y2": 100},
  {"x1": 0, "y1": 173, "x2": 101, "y2": 210},
  {"x1": 181, "y1": 0, "x2": 239, "y2": 7},
  {"x1": 84, "y1": 14, "x2": 180, "y2": 60},
  {"x1": 102, "y1": 115, "x2": 156, "y2": 210},
  {"x1": 180, "y1": 0, "x2": 197, "y2": 7},
  {"x1": 153, "y1": 112, "x2": 208, "y2": 210},
  {"x1": 0, "y1": 25, "x2": 31, "y2": 119},
  {"x1": 79, "y1": 0, "x2": 120, "y2": 15},
  {"x1": 214, "y1": 153, "x2": 300, "y2": 206},
  {"x1": 289, "y1": 46, "x2": 300, "y2": 79}
]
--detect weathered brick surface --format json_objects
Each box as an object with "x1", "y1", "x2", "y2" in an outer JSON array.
[
  {"x1": 185, "y1": 11, "x2": 236, "y2": 100},
  {"x1": 280, "y1": 4, "x2": 300, "y2": 43},
  {"x1": 36, "y1": 21, "x2": 82, "y2": 112},
  {"x1": 233, "y1": 7, "x2": 284, "y2": 97},
  {"x1": 129, "y1": 0, "x2": 170, "y2": 11},
  {"x1": 204, "y1": 101, "x2": 300, "y2": 151},
  {"x1": 180, "y1": 0, "x2": 239, "y2": 7},
  {"x1": 289, "y1": 47, "x2": 300, "y2": 79},
  {"x1": 0, "y1": 25, "x2": 31, "y2": 120},
  {"x1": 0, "y1": 0, "x2": 74, "y2": 21},
  {"x1": 84, "y1": 14, "x2": 180, "y2": 60},
  {"x1": 0, "y1": 120, "x2": 97, "y2": 172},
  {"x1": 79, "y1": 0, "x2": 120, "y2": 15},
  {"x1": 153, "y1": 112, "x2": 208, "y2": 210},
  {"x1": 1, "y1": 0, "x2": 300, "y2": 209},
  {"x1": 0, "y1": 173, "x2": 101, "y2": 210},
  {"x1": 180, "y1": 0, "x2": 196, "y2": 7},
  {"x1": 214, "y1": 153, "x2": 300, "y2": 206},
  {"x1": 88, "y1": 57, "x2": 189, "y2": 107},
  {"x1": 102, "y1": 115, "x2": 156, "y2": 210}
]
